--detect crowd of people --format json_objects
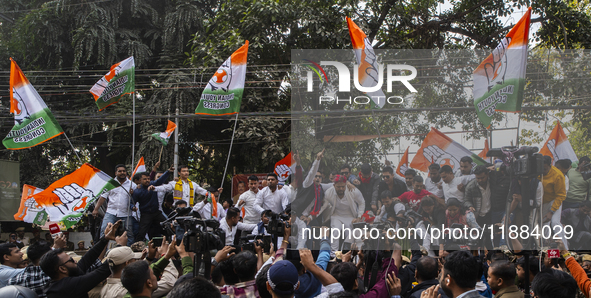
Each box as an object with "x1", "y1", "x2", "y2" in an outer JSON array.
[{"x1": 0, "y1": 148, "x2": 590, "y2": 298}]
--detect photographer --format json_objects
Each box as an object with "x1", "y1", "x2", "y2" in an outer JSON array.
[{"x1": 220, "y1": 207, "x2": 257, "y2": 245}]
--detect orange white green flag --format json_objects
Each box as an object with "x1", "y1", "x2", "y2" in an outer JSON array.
[
  {"x1": 90, "y1": 56, "x2": 135, "y2": 111},
  {"x1": 539, "y1": 121, "x2": 578, "y2": 163},
  {"x1": 478, "y1": 139, "x2": 490, "y2": 162},
  {"x1": 151, "y1": 120, "x2": 177, "y2": 145},
  {"x1": 14, "y1": 185, "x2": 45, "y2": 224},
  {"x1": 132, "y1": 157, "x2": 146, "y2": 177},
  {"x1": 3, "y1": 59, "x2": 64, "y2": 150},
  {"x1": 410, "y1": 127, "x2": 486, "y2": 172},
  {"x1": 195, "y1": 41, "x2": 249, "y2": 115},
  {"x1": 396, "y1": 147, "x2": 410, "y2": 176},
  {"x1": 473, "y1": 8, "x2": 531, "y2": 128},
  {"x1": 346, "y1": 17, "x2": 387, "y2": 109},
  {"x1": 25, "y1": 163, "x2": 120, "y2": 229}
]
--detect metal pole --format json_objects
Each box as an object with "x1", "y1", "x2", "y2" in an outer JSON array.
[
  {"x1": 221, "y1": 113, "x2": 239, "y2": 188},
  {"x1": 63, "y1": 133, "x2": 83, "y2": 164},
  {"x1": 516, "y1": 113, "x2": 522, "y2": 147},
  {"x1": 174, "y1": 108, "x2": 179, "y2": 179}
]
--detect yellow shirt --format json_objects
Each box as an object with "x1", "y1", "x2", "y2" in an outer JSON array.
[{"x1": 540, "y1": 166, "x2": 566, "y2": 212}]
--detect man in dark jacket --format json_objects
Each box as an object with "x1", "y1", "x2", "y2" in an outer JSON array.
[
  {"x1": 40, "y1": 220, "x2": 121, "y2": 298},
  {"x1": 378, "y1": 166, "x2": 407, "y2": 199},
  {"x1": 355, "y1": 163, "x2": 380, "y2": 213},
  {"x1": 132, "y1": 166, "x2": 173, "y2": 241},
  {"x1": 561, "y1": 200, "x2": 591, "y2": 250},
  {"x1": 407, "y1": 256, "x2": 450, "y2": 298}
]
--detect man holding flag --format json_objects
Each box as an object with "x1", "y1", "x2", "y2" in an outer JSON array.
[{"x1": 92, "y1": 164, "x2": 136, "y2": 246}]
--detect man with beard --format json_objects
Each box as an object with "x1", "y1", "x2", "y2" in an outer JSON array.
[
  {"x1": 318, "y1": 175, "x2": 365, "y2": 251},
  {"x1": 355, "y1": 163, "x2": 381, "y2": 214},
  {"x1": 486, "y1": 261, "x2": 523, "y2": 298},
  {"x1": 40, "y1": 220, "x2": 122, "y2": 298},
  {"x1": 425, "y1": 164, "x2": 444, "y2": 200},
  {"x1": 399, "y1": 176, "x2": 441, "y2": 212},
  {"x1": 377, "y1": 166, "x2": 408, "y2": 201},
  {"x1": 121, "y1": 261, "x2": 159, "y2": 298},
  {"x1": 93, "y1": 164, "x2": 137, "y2": 246},
  {"x1": 132, "y1": 166, "x2": 173, "y2": 241},
  {"x1": 219, "y1": 207, "x2": 257, "y2": 245},
  {"x1": 421, "y1": 250, "x2": 486, "y2": 298},
  {"x1": 254, "y1": 173, "x2": 289, "y2": 215}
]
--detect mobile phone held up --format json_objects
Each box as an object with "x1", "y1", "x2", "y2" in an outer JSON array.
[{"x1": 152, "y1": 237, "x2": 164, "y2": 247}]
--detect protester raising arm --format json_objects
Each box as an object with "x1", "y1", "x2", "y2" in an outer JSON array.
[{"x1": 558, "y1": 239, "x2": 591, "y2": 298}]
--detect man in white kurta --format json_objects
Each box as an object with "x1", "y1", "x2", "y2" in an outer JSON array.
[
  {"x1": 254, "y1": 173, "x2": 289, "y2": 215},
  {"x1": 319, "y1": 175, "x2": 365, "y2": 251}
]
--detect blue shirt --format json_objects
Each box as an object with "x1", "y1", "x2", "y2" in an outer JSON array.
[{"x1": 132, "y1": 171, "x2": 170, "y2": 214}]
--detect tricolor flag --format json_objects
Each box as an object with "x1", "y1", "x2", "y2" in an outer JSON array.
[
  {"x1": 14, "y1": 185, "x2": 45, "y2": 224},
  {"x1": 410, "y1": 127, "x2": 486, "y2": 172},
  {"x1": 473, "y1": 8, "x2": 531, "y2": 128},
  {"x1": 346, "y1": 17, "x2": 387, "y2": 109},
  {"x1": 132, "y1": 157, "x2": 146, "y2": 177},
  {"x1": 539, "y1": 121, "x2": 578, "y2": 163},
  {"x1": 396, "y1": 147, "x2": 410, "y2": 176},
  {"x1": 27, "y1": 163, "x2": 120, "y2": 229},
  {"x1": 3, "y1": 59, "x2": 64, "y2": 150},
  {"x1": 274, "y1": 152, "x2": 294, "y2": 182},
  {"x1": 90, "y1": 56, "x2": 135, "y2": 111},
  {"x1": 478, "y1": 139, "x2": 490, "y2": 161},
  {"x1": 195, "y1": 41, "x2": 249, "y2": 115},
  {"x1": 151, "y1": 120, "x2": 177, "y2": 146}
]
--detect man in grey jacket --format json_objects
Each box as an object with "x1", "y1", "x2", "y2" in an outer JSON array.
[{"x1": 464, "y1": 165, "x2": 492, "y2": 227}]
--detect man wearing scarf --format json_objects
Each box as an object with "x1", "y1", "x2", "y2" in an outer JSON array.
[
  {"x1": 318, "y1": 175, "x2": 365, "y2": 251},
  {"x1": 169, "y1": 165, "x2": 222, "y2": 207}
]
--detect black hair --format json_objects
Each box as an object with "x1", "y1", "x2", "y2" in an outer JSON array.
[
  {"x1": 178, "y1": 165, "x2": 189, "y2": 171},
  {"x1": 261, "y1": 209, "x2": 273, "y2": 218},
  {"x1": 164, "y1": 195, "x2": 174, "y2": 203},
  {"x1": 531, "y1": 269, "x2": 577, "y2": 298},
  {"x1": 382, "y1": 167, "x2": 394, "y2": 174},
  {"x1": 516, "y1": 256, "x2": 542, "y2": 276},
  {"x1": 428, "y1": 163, "x2": 441, "y2": 171},
  {"x1": 473, "y1": 165, "x2": 489, "y2": 175},
  {"x1": 486, "y1": 250, "x2": 507, "y2": 263},
  {"x1": 156, "y1": 170, "x2": 165, "y2": 174},
  {"x1": 219, "y1": 258, "x2": 239, "y2": 285},
  {"x1": 443, "y1": 250, "x2": 480, "y2": 289},
  {"x1": 489, "y1": 261, "x2": 516, "y2": 285},
  {"x1": 460, "y1": 156, "x2": 473, "y2": 164},
  {"x1": 581, "y1": 200, "x2": 591, "y2": 209},
  {"x1": 39, "y1": 248, "x2": 64, "y2": 279},
  {"x1": 226, "y1": 207, "x2": 240, "y2": 219},
  {"x1": 256, "y1": 264, "x2": 272, "y2": 298},
  {"x1": 380, "y1": 190, "x2": 392, "y2": 200},
  {"x1": 267, "y1": 173, "x2": 278, "y2": 180},
  {"x1": 555, "y1": 159, "x2": 572, "y2": 169},
  {"x1": 340, "y1": 164, "x2": 352, "y2": 171},
  {"x1": 446, "y1": 198, "x2": 462, "y2": 209},
  {"x1": 330, "y1": 262, "x2": 358, "y2": 292},
  {"x1": 115, "y1": 164, "x2": 126, "y2": 172},
  {"x1": 237, "y1": 181, "x2": 246, "y2": 186},
  {"x1": 543, "y1": 155, "x2": 552, "y2": 166},
  {"x1": 416, "y1": 256, "x2": 438, "y2": 281},
  {"x1": 211, "y1": 264, "x2": 223, "y2": 285},
  {"x1": 121, "y1": 260, "x2": 151, "y2": 295},
  {"x1": 133, "y1": 172, "x2": 148, "y2": 183},
  {"x1": 413, "y1": 176, "x2": 424, "y2": 183},
  {"x1": 579, "y1": 156, "x2": 590, "y2": 165},
  {"x1": 232, "y1": 251, "x2": 258, "y2": 282},
  {"x1": 0, "y1": 243, "x2": 18, "y2": 265},
  {"x1": 174, "y1": 200, "x2": 187, "y2": 208},
  {"x1": 167, "y1": 276, "x2": 222, "y2": 298},
  {"x1": 405, "y1": 169, "x2": 417, "y2": 177},
  {"x1": 27, "y1": 241, "x2": 52, "y2": 263},
  {"x1": 248, "y1": 175, "x2": 258, "y2": 182},
  {"x1": 439, "y1": 165, "x2": 453, "y2": 174}
]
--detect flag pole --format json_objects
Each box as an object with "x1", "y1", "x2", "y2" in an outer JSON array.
[
  {"x1": 515, "y1": 113, "x2": 522, "y2": 147},
  {"x1": 174, "y1": 108, "x2": 179, "y2": 179},
  {"x1": 371, "y1": 110, "x2": 389, "y2": 162},
  {"x1": 220, "y1": 113, "x2": 239, "y2": 188},
  {"x1": 63, "y1": 133, "x2": 83, "y2": 164},
  {"x1": 132, "y1": 92, "x2": 136, "y2": 170},
  {"x1": 159, "y1": 145, "x2": 164, "y2": 163}
]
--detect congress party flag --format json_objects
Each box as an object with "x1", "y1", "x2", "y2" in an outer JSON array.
[
  {"x1": 347, "y1": 17, "x2": 387, "y2": 109},
  {"x1": 539, "y1": 121, "x2": 578, "y2": 163},
  {"x1": 473, "y1": 8, "x2": 531, "y2": 128},
  {"x1": 478, "y1": 139, "x2": 491, "y2": 162},
  {"x1": 151, "y1": 120, "x2": 177, "y2": 146},
  {"x1": 410, "y1": 127, "x2": 486, "y2": 172},
  {"x1": 196, "y1": 41, "x2": 249, "y2": 115},
  {"x1": 28, "y1": 163, "x2": 120, "y2": 229},
  {"x1": 396, "y1": 147, "x2": 410, "y2": 176},
  {"x1": 132, "y1": 157, "x2": 146, "y2": 177},
  {"x1": 14, "y1": 185, "x2": 45, "y2": 224},
  {"x1": 3, "y1": 59, "x2": 64, "y2": 150},
  {"x1": 274, "y1": 152, "x2": 294, "y2": 182},
  {"x1": 90, "y1": 56, "x2": 135, "y2": 111}
]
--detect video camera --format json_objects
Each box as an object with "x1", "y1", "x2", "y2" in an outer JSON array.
[
  {"x1": 394, "y1": 210, "x2": 423, "y2": 227},
  {"x1": 267, "y1": 212, "x2": 291, "y2": 236},
  {"x1": 236, "y1": 234, "x2": 273, "y2": 254},
  {"x1": 487, "y1": 146, "x2": 543, "y2": 178},
  {"x1": 175, "y1": 216, "x2": 226, "y2": 253}
]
